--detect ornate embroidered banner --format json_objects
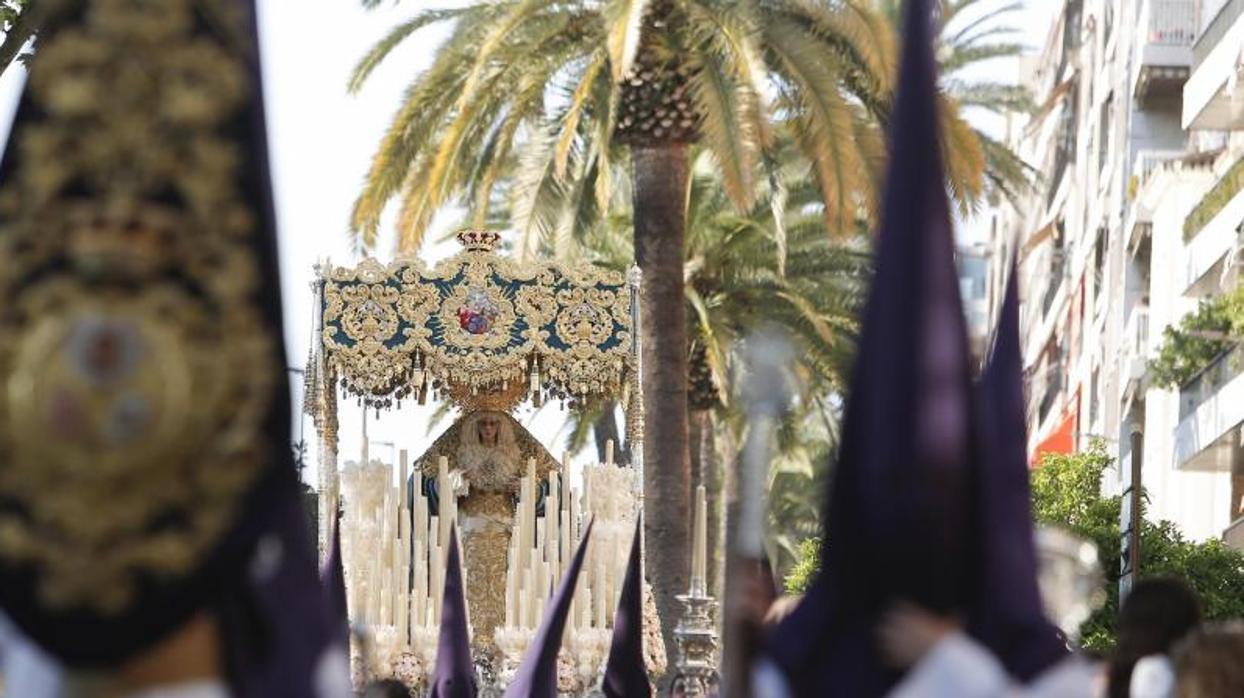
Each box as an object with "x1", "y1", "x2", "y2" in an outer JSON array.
[{"x1": 318, "y1": 231, "x2": 635, "y2": 409}]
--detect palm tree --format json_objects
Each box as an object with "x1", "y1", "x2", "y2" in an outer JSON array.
[
  {"x1": 879, "y1": 0, "x2": 1037, "y2": 207},
  {"x1": 546, "y1": 148, "x2": 869, "y2": 594},
  {"x1": 348, "y1": 0, "x2": 893, "y2": 657},
  {"x1": 346, "y1": 0, "x2": 1022, "y2": 657}
]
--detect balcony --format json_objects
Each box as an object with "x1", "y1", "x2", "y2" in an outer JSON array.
[
  {"x1": 1227, "y1": 516, "x2": 1244, "y2": 551},
  {"x1": 1174, "y1": 344, "x2": 1244, "y2": 470},
  {"x1": 1185, "y1": 0, "x2": 1244, "y2": 128},
  {"x1": 1128, "y1": 150, "x2": 1189, "y2": 250},
  {"x1": 1121, "y1": 307, "x2": 1151, "y2": 402},
  {"x1": 1135, "y1": 1, "x2": 1200, "y2": 104},
  {"x1": 1183, "y1": 157, "x2": 1244, "y2": 295}
]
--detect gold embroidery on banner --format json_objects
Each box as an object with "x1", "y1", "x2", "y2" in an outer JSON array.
[
  {"x1": 320, "y1": 245, "x2": 633, "y2": 410},
  {"x1": 0, "y1": 0, "x2": 274, "y2": 614}
]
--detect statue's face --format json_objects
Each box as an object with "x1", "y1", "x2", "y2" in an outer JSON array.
[{"x1": 478, "y1": 416, "x2": 500, "y2": 446}]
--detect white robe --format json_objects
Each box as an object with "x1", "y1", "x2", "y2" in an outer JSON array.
[
  {"x1": 887, "y1": 632, "x2": 1102, "y2": 698},
  {"x1": 0, "y1": 615, "x2": 235, "y2": 698}
]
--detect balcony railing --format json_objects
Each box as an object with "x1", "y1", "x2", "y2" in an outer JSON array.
[
  {"x1": 1134, "y1": 150, "x2": 1189, "y2": 187},
  {"x1": 1125, "y1": 307, "x2": 1152, "y2": 362},
  {"x1": 1225, "y1": 515, "x2": 1244, "y2": 551},
  {"x1": 1194, "y1": 0, "x2": 1244, "y2": 69},
  {"x1": 1144, "y1": 0, "x2": 1200, "y2": 46},
  {"x1": 1179, "y1": 343, "x2": 1244, "y2": 420}
]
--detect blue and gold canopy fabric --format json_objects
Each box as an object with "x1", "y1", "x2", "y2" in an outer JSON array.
[{"x1": 319, "y1": 231, "x2": 635, "y2": 411}]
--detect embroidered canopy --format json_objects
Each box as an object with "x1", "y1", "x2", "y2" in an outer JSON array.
[{"x1": 316, "y1": 231, "x2": 637, "y2": 411}]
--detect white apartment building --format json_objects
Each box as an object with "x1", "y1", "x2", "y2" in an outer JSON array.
[{"x1": 991, "y1": 0, "x2": 1244, "y2": 547}]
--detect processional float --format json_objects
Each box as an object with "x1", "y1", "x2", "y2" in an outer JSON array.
[{"x1": 303, "y1": 230, "x2": 667, "y2": 692}]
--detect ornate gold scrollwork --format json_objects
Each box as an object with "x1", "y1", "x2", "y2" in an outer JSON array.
[
  {"x1": 320, "y1": 235, "x2": 634, "y2": 412},
  {"x1": 0, "y1": 0, "x2": 274, "y2": 614}
]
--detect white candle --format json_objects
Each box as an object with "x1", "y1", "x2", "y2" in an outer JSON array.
[
  {"x1": 605, "y1": 439, "x2": 614, "y2": 466},
  {"x1": 429, "y1": 516, "x2": 442, "y2": 625},
  {"x1": 694, "y1": 485, "x2": 709, "y2": 594},
  {"x1": 520, "y1": 566, "x2": 532, "y2": 627},
  {"x1": 412, "y1": 539, "x2": 426, "y2": 626},
  {"x1": 414, "y1": 471, "x2": 427, "y2": 554},
  {"x1": 583, "y1": 468, "x2": 593, "y2": 518},
  {"x1": 397, "y1": 491, "x2": 410, "y2": 641},
  {"x1": 506, "y1": 542, "x2": 518, "y2": 627},
  {"x1": 594, "y1": 541, "x2": 606, "y2": 628},
  {"x1": 437, "y1": 456, "x2": 451, "y2": 552}
]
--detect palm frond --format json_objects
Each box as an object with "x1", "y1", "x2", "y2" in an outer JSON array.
[
  {"x1": 347, "y1": 8, "x2": 472, "y2": 93},
  {"x1": 604, "y1": 0, "x2": 649, "y2": 81}
]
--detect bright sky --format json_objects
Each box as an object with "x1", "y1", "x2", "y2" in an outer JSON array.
[{"x1": 0, "y1": 0, "x2": 1058, "y2": 488}]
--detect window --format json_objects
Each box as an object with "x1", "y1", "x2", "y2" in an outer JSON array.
[
  {"x1": 1093, "y1": 227, "x2": 1107, "y2": 305},
  {"x1": 1098, "y1": 93, "x2": 1113, "y2": 174},
  {"x1": 1089, "y1": 365, "x2": 1100, "y2": 428},
  {"x1": 1103, "y1": 0, "x2": 1114, "y2": 47}
]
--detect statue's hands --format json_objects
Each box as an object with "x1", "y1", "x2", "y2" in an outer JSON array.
[{"x1": 448, "y1": 469, "x2": 470, "y2": 497}]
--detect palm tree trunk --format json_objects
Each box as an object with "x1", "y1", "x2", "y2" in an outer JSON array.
[{"x1": 632, "y1": 143, "x2": 691, "y2": 682}]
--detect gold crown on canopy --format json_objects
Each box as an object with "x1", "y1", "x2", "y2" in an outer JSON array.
[
  {"x1": 447, "y1": 378, "x2": 529, "y2": 413},
  {"x1": 456, "y1": 229, "x2": 501, "y2": 252}
]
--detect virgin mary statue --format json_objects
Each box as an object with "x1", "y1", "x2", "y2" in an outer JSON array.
[{"x1": 414, "y1": 410, "x2": 559, "y2": 646}]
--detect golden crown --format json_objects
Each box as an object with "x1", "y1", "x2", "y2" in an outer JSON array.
[
  {"x1": 456, "y1": 229, "x2": 501, "y2": 252},
  {"x1": 446, "y1": 378, "x2": 528, "y2": 413}
]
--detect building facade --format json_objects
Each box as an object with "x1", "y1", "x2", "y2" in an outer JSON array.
[{"x1": 992, "y1": 0, "x2": 1244, "y2": 547}]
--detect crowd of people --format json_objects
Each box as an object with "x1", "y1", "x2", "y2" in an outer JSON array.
[
  {"x1": 722, "y1": 568, "x2": 1244, "y2": 697},
  {"x1": 0, "y1": 0, "x2": 1241, "y2": 694}
]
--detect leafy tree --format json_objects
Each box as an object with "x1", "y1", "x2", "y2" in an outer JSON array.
[
  {"x1": 779, "y1": 443, "x2": 1244, "y2": 652},
  {"x1": 0, "y1": 0, "x2": 36, "y2": 76},
  {"x1": 1031, "y1": 445, "x2": 1244, "y2": 651},
  {"x1": 784, "y1": 535, "x2": 821, "y2": 594}
]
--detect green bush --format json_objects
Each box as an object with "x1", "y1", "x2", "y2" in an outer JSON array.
[
  {"x1": 779, "y1": 444, "x2": 1244, "y2": 652},
  {"x1": 1032, "y1": 444, "x2": 1244, "y2": 651},
  {"x1": 1185, "y1": 155, "x2": 1244, "y2": 241},
  {"x1": 1148, "y1": 286, "x2": 1244, "y2": 389}
]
